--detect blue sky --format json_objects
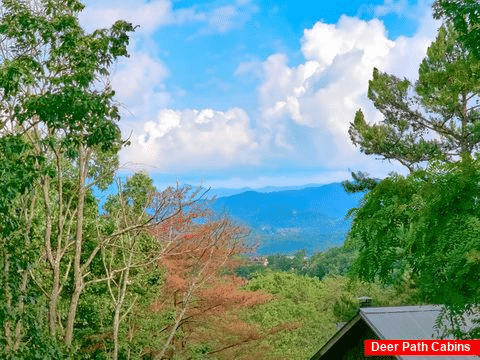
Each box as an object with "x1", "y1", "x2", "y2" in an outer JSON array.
[{"x1": 80, "y1": 0, "x2": 440, "y2": 190}]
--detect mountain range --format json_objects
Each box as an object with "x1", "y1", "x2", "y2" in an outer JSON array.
[
  {"x1": 94, "y1": 179, "x2": 365, "y2": 255},
  {"x1": 211, "y1": 183, "x2": 365, "y2": 255}
]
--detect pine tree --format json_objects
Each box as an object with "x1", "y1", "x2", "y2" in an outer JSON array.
[{"x1": 349, "y1": 24, "x2": 480, "y2": 172}]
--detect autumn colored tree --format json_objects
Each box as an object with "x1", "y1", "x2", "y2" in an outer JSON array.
[
  {"x1": 112, "y1": 195, "x2": 273, "y2": 360},
  {"x1": 151, "y1": 208, "x2": 251, "y2": 359},
  {"x1": 162, "y1": 276, "x2": 274, "y2": 359}
]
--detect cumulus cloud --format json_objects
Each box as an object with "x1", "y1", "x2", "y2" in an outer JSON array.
[
  {"x1": 79, "y1": 0, "x2": 262, "y2": 175},
  {"x1": 256, "y1": 8, "x2": 440, "y2": 170},
  {"x1": 105, "y1": 0, "x2": 440, "y2": 182},
  {"x1": 301, "y1": 17, "x2": 394, "y2": 68},
  {"x1": 111, "y1": 52, "x2": 171, "y2": 130},
  {"x1": 122, "y1": 108, "x2": 260, "y2": 171},
  {"x1": 112, "y1": 53, "x2": 169, "y2": 102}
]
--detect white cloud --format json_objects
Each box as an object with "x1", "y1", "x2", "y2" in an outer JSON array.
[
  {"x1": 79, "y1": 0, "x2": 263, "y2": 175},
  {"x1": 81, "y1": 0, "x2": 258, "y2": 38},
  {"x1": 183, "y1": 0, "x2": 259, "y2": 38},
  {"x1": 301, "y1": 17, "x2": 394, "y2": 68},
  {"x1": 80, "y1": 0, "x2": 173, "y2": 34},
  {"x1": 373, "y1": 0, "x2": 409, "y2": 17},
  {"x1": 256, "y1": 9, "x2": 440, "y2": 172},
  {"x1": 372, "y1": 0, "x2": 434, "y2": 20},
  {"x1": 234, "y1": 59, "x2": 263, "y2": 80},
  {"x1": 207, "y1": 0, "x2": 259, "y2": 33},
  {"x1": 111, "y1": 52, "x2": 171, "y2": 127},
  {"x1": 202, "y1": 170, "x2": 354, "y2": 189},
  {"x1": 122, "y1": 108, "x2": 260, "y2": 171},
  {"x1": 98, "y1": 0, "x2": 441, "y2": 183},
  {"x1": 112, "y1": 53, "x2": 169, "y2": 102}
]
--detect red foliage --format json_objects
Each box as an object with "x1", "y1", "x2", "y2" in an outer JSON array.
[{"x1": 148, "y1": 196, "x2": 273, "y2": 358}]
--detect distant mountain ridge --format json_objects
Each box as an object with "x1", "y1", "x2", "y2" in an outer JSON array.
[
  {"x1": 206, "y1": 183, "x2": 331, "y2": 198},
  {"x1": 94, "y1": 179, "x2": 365, "y2": 255},
  {"x1": 211, "y1": 183, "x2": 365, "y2": 255}
]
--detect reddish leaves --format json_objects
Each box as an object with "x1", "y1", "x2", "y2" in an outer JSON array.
[{"x1": 148, "y1": 197, "x2": 272, "y2": 358}]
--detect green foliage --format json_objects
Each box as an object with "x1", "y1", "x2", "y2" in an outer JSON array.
[
  {"x1": 308, "y1": 246, "x2": 358, "y2": 278},
  {"x1": 235, "y1": 262, "x2": 267, "y2": 279},
  {"x1": 349, "y1": 24, "x2": 480, "y2": 171},
  {"x1": 435, "y1": 0, "x2": 480, "y2": 59},
  {"x1": 236, "y1": 246, "x2": 357, "y2": 281},
  {"x1": 0, "y1": 0, "x2": 134, "y2": 153},
  {"x1": 242, "y1": 272, "x2": 416, "y2": 360},
  {"x1": 348, "y1": 156, "x2": 480, "y2": 316},
  {"x1": 342, "y1": 170, "x2": 380, "y2": 193},
  {"x1": 242, "y1": 272, "x2": 336, "y2": 360},
  {"x1": 0, "y1": 0, "x2": 136, "y2": 355},
  {"x1": 266, "y1": 250, "x2": 308, "y2": 274},
  {"x1": 346, "y1": 6, "x2": 480, "y2": 338},
  {"x1": 104, "y1": 171, "x2": 156, "y2": 217},
  {"x1": 0, "y1": 135, "x2": 43, "y2": 234}
]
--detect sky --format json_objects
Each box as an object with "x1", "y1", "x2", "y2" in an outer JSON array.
[{"x1": 80, "y1": 0, "x2": 441, "y2": 190}]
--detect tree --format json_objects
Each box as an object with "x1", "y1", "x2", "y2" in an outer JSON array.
[
  {"x1": 99, "y1": 172, "x2": 160, "y2": 360},
  {"x1": 345, "y1": 9, "x2": 480, "y2": 338},
  {"x1": 159, "y1": 276, "x2": 272, "y2": 359},
  {"x1": 349, "y1": 23, "x2": 480, "y2": 172},
  {"x1": 0, "y1": 0, "x2": 136, "y2": 353},
  {"x1": 150, "y1": 205, "x2": 252, "y2": 359},
  {"x1": 346, "y1": 156, "x2": 480, "y2": 337},
  {"x1": 434, "y1": 0, "x2": 480, "y2": 59},
  {"x1": 341, "y1": 171, "x2": 380, "y2": 193}
]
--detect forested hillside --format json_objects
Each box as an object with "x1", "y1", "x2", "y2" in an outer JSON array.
[{"x1": 211, "y1": 184, "x2": 364, "y2": 254}]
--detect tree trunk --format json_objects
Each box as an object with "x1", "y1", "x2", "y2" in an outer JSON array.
[
  {"x1": 155, "y1": 285, "x2": 195, "y2": 360},
  {"x1": 3, "y1": 250, "x2": 12, "y2": 350},
  {"x1": 112, "y1": 265, "x2": 131, "y2": 360},
  {"x1": 42, "y1": 176, "x2": 60, "y2": 338},
  {"x1": 65, "y1": 146, "x2": 87, "y2": 346},
  {"x1": 13, "y1": 270, "x2": 30, "y2": 350},
  {"x1": 14, "y1": 189, "x2": 38, "y2": 349},
  {"x1": 65, "y1": 287, "x2": 83, "y2": 346},
  {"x1": 48, "y1": 263, "x2": 61, "y2": 338},
  {"x1": 113, "y1": 305, "x2": 121, "y2": 360}
]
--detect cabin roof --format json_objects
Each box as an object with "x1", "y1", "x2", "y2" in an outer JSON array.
[{"x1": 311, "y1": 305, "x2": 478, "y2": 360}]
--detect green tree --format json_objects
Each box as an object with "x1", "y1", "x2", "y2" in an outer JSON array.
[
  {"x1": 434, "y1": 0, "x2": 480, "y2": 59},
  {"x1": 0, "y1": 0, "x2": 135, "y2": 353},
  {"x1": 341, "y1": 171, "x2": 380, "y2": 193},
  {"x1": 345, "y1": 12, "x2": 480, "y2": 338},
  {"x1": 349, "y1": 23, "x2": 480, "y2": 172},
  {"x1": 347, "y1": 156, "x2": 480, "y2": 336},
  {"x1": 308, "y1": 246, "x2": 357, "y2": 279},
  {"x1": 98, "y1": 172, "x2": 159, "y2": 360}
]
